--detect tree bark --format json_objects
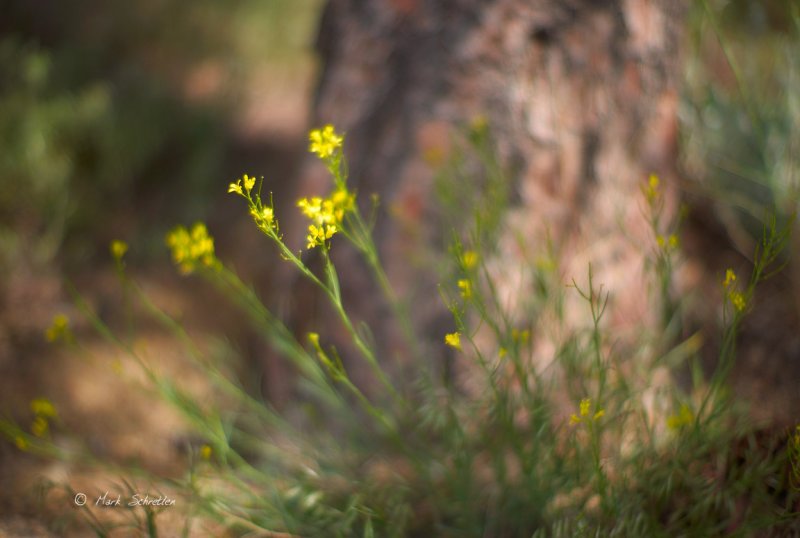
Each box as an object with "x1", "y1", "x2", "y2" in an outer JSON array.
[{"x1": 278, "y1": 0, "x2": 688, "y2": 397}]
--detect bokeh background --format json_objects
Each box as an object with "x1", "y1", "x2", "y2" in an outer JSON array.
[{"x1": 0, "y1": 0, "x2": 798, "y2": 535}]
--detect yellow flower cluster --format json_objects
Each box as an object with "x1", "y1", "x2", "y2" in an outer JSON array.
[
  {"x1": 228, "y1": 174, "x2": 257, "y2": 196},
  {"x1": 462, "y1": 250, "x2": 478, "y2": 270},
  {"x1": 656, "y1": 234, "x2": 679, "y2": 251},
  {"x1": 250, "y1": 206, "x2": 275, "y2": 233},
  {"x1": 227, "y1": 174, "x2": 278, "y2": 234},
  {"x1": 110, "y1": 240, "x2": 128, "y2": 261},
  {"x1": 45, "y1": 314, "x2": 71, "y2": 343},
  {"x1": 723, "y1": 268, "x2": 736, "y2": 288},
  {"x1": 666, "y1": 403, "x2": 694, "y2": 431},
  {"x1": 570, "y1": 398, "x2": 605, "y2": 426},
  {"x1": 457, "y1": 279, "x2": 472, "y2": 299},
  {"x1": 309, "y1": 125, "x2": 343, "y2": 160},
  {"x1": 30, "y1": 397, "x2": 57, "y2": 439},
  {"x1": 643, "y1": 173, "x2": 660, "y2": 203},
  {"x1": 723, "y1": 268, "x2": 747, "y2": 312},
  {"x1": 445, "y1": 332, "x2": 461, "y2": 350},
  {"x1": 511, "y1": 328, "x2": 530, "y2": 345},
  {"x1": 166, "y1": 223, "x2": 217, "y2": 274},
  {"x1": 297, "y1": 188, "x2": 355, "y2": 249}
]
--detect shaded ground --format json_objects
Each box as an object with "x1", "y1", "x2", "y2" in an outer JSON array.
[{"x1": 0, "y1": 72, "x2": 312, "y2": 536}]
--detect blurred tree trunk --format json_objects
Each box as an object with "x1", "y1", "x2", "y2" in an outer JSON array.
[{"x1": 275, "y1": 0, "x2": 688, "y2": 398}]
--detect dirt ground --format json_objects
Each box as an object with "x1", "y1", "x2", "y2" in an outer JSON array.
[{"x1": 0, "y1": 78, "x2": 311, "y2": 536}]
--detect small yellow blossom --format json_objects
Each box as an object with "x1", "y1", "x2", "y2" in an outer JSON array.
[
  {"x1": 110, "y1": 240, "x2": 128, "y2": 261},
  {"x1": 729, "y1": 290, "x2": 746, "y2": 312},
  {"x1": 667, "y1": 404, "x2": 694, "y2": 431},
  {"x1": 309, "y1": 125, "x2": 344, "y2": 159},
  {"x1": 242, "y1": 174, "x2": 256, "y2": 193},
  {"x1": 668, "y1": 234, "x2": 679, "y2": 249},
  {"x1": 250, "y1": 206, "x2": 275, "y2": 232},
  {"x1": 721, "y1": 269, "x2": 747, "y2": 312},
  {"x1": 511, "y1": 329, "x2": 530, "y2": 344},
  {"x1": 308, "y1": 332, "x2": 320, "y2": 347},
  {"x1": 723, "y1": 269, "x2": 737, "y2": 289},
  {"x1": 306, "y1": 224, "x2": 338, "y2": 250},
  {"x1": 30, "y1": 398, "x2": 57, "y2": 418},
  {"x1": 579, "y1": 398, "x2": 591, "y2": 417},
  {"x1": 166, "y1": 223, "x2": 217, "y2": 274},
  {"x1": 462, "y1": 250, "x2": 478, "y2": 270},
  {"x1": 457, "y1": 279, "x2": 472, "y2": 299},
  {"x1": 298, "y1": 188, "x2": 354, "y2": 249},
  {"x1": 14, "y1": 436, "x2": 27, "y2": 451},
  {"x1": 657, "y1": 234, "x2": 679, "y2": 251},
  {"x1": 31, "y1": 416, "x2": 49, "y2": 437},
  {"x1": 445, "y1": 332, "x2": 461, "y2": 350},
  {"x1": 571, "y1": 398, "x2": 604, "y2": 426},
  {"x1": 298, "y1": 197, "x2": 325, "y2": 220},
  {"x1": 228, "y1": 180, "x2": 243, "y2": 195},
  {"x1": 45, "y1": 314, "x2": 70, "y2": 343},
  {"x1": 200, "y1": 444, "x2": 212, "y2": 460},
  {"x1": 644, "y1": 173, "x2": 660, "y2": 202}
]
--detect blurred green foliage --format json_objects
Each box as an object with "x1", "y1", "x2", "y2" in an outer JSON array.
[
  {"x1": 0, "y1": 0, "x2": 321, "y2": 272},
  {"x1": 683, "y1": 0, "x2": 799, "y2": 237}
]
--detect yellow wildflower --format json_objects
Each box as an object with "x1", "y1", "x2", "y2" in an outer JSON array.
[
  {"x1": 200, "y1": 444, "x2": 212, "y2": 460},
  {"x1": 298, "y1": 188, "x2": 354, "y2": 249},
  {"x1": 643, "y1": 173, "x2": 660, "y2": 202},
  {"x1": 227, "y1": 180, "x2": 243, "y2": 195},
  {"x1": 723, "y1": 269, "x2": 737, "y2": 289},
  {"x1": 110, "y1": 240, "x2": 128, "y2": 261},
  {"x1": 668, "y1": 234, "x2": 679, "y2": 249},
  {"x1": 298, "y1": 197, "x2": 325, "y2": 220},
  {"x1": 31, "y1": 416, "x2": 49, "y2": 437},
  {"x1": 579, "y1": 398, "x2": 591, "y2": 417},
  {"x1": 30, "y1": 398, "x2": 57, "y2": 418},
  {"x1": 445, "y1": 332, "x2": 461, "y2": 350},
  {"x1": 250, "y1": 206, "x2": 275, "y2": 232},
  {"x1": 667, "y1": 404, "x2": 694, "y2": 431},
  {"x1": 511, "y1": 329, "x2": 530, "y2": 344},
  {"x1": 308, "y1": 332, "x2": 320, "y2": 347},
  {"x1": 14, "y1": 436, "x2": 27, "y2": 451},
  {"x1": 571, "y1": 398, "x2": 604, "y2": 426},
  {"x1": 729, "y1": 290, "x2": 746, "y2": 312},
  {"x1": 462, "y1": 250, "x2": 478, "y2": 270},
  {"x1": 166, "y1": 223, "x2": 217, "y2": 274},
  {"x1": 45, "y1": 314, "x2": 70, "y2": 343},
  {"x1": 457, "y1": 279, "x2": 472, "y2": 299},
  {"x1": 309, "y1": 125, "x2": 343, "y2": 159},
  {"x1": 242, "y1": 174, "x2": 256, "y2": 193},
  {"x1": 657, "y1": 234, "x2": 679, "y2": 251},
  {"x1": 306, "y1": 224, "x2": 338, "y2": 250}
]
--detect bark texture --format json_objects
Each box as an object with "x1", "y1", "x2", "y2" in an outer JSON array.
[{"x1": 277, "y1": 0, "x2": 688, "y2": 398}]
